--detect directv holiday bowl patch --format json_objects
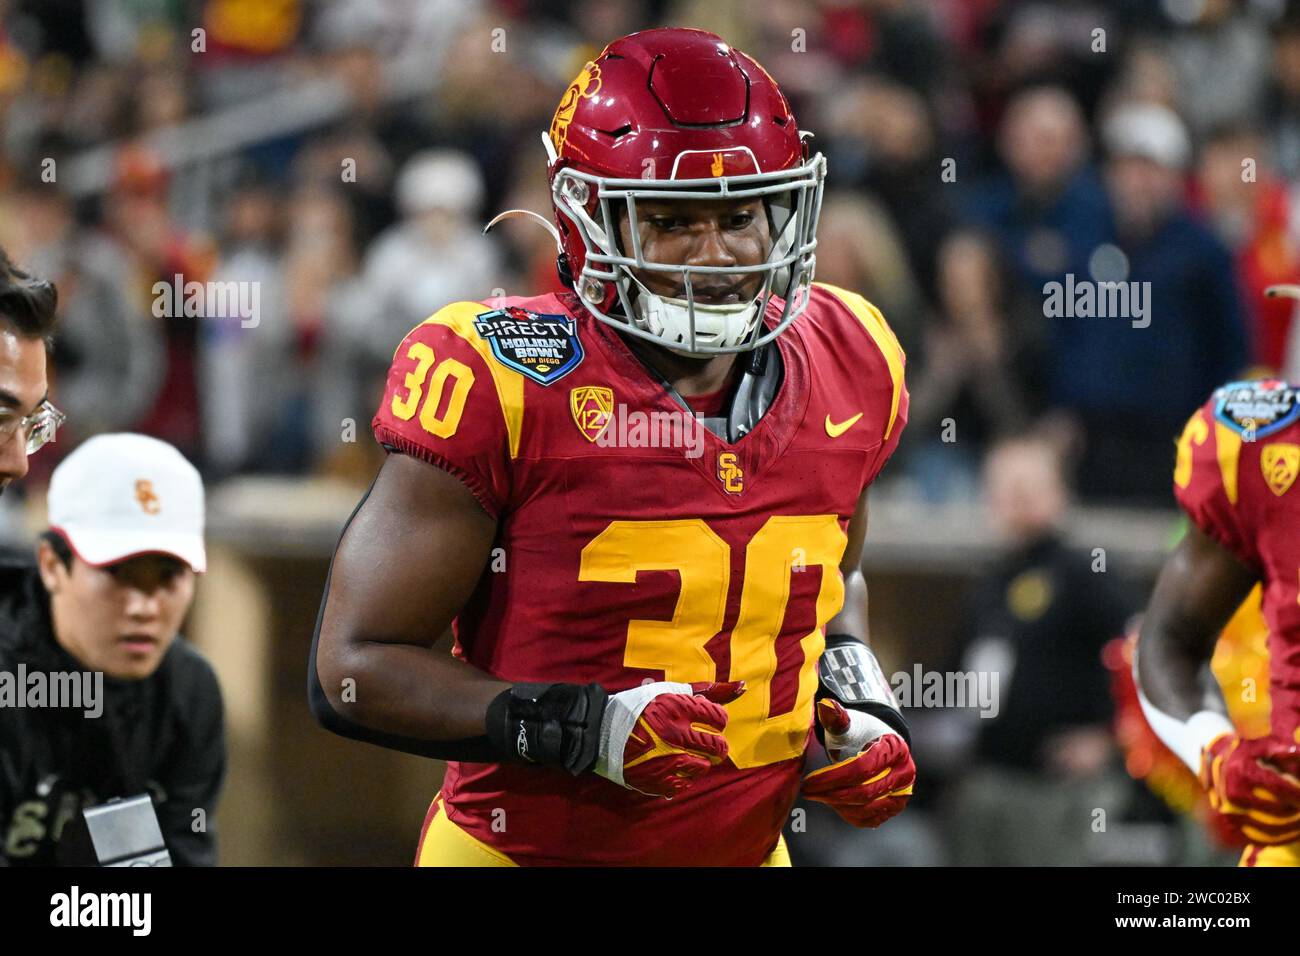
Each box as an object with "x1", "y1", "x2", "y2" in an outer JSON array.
[
  {"x1": 474, "y1": 306, "x2": 584, "y2": 386},
  {"x1": 1214, "y1": 379, "x2": 1300, "y2": 439}
]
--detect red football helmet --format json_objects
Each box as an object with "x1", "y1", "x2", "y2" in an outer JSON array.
[{"x1": 536, "y1": 28, "x2": 825, "y2": 354}]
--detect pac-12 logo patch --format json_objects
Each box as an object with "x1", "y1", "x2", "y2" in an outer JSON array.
[
  {"x1": 1262, "y1": 443, "x2": 1300, "y2": 496},
  {"x1": 474, "y1": 306, "x2": 584, "y2": 386},
  {"x1": 1214, "y1": 379, "x2": 1300, "y2": 440},
  {"x1": 570, "y1": 386, "x2": 613, "y2": 442}
]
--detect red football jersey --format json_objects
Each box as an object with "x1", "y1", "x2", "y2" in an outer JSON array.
[
  {"x1": 1174, "y1": 380, "x2": 1300, "y2": 746},
  {"x1": 371, "y1": 282, "x2": 907, "y2": 865}
]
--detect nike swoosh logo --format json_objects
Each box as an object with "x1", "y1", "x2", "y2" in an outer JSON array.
[{"x1": 825, "y1": 412, "x2": 864, "y2": 438}]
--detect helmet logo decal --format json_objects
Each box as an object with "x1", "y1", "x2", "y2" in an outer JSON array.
[
  {"x1": 550, "y1": 61, "x2": 602, "y2": 153},
  {"x1": 711, "y1": 152, "x2": 725, "y2": 176}
]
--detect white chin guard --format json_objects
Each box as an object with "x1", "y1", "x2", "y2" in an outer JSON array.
[{"x1": 632, "y1": 289, "x2": 761, "y2": 354}]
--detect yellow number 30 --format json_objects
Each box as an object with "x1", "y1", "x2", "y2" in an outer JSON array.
[
  {"x1": 580, "y1": 516, "x2": 848, "y2": 769},
  {"x1": 390, "y1": 342, "x2": 474, "y2": 438}
]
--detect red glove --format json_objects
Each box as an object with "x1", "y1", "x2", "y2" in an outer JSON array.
[
  {"x1": 597, "y1": 680, "x2": 745, "y2": 799},
  {"x1": 801, "y1": 699, "x2": 916, "y2": 828},
  {"x1": 1200, "y1": 733, "x2": 1300, "y2": 846}
]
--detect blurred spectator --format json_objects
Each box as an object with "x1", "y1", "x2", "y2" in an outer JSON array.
[
  {"x1": 96, "y1": 145, "x2": 216, "y2": 467},
  {"x1": 193, "y1": 0, "x2": 303, "y2": 108},
  {"x1": 945, "y1": 435, "x2": 1133, "y2": 865},
  {"x1": 1165, "y1": 0, "x2": 1271, "y2": 137},
  {"x1": 964, "y1": 85, "x2": 1111, "y2": 290},
  {"x1": 1193, "y1": 123, "x2": 1300, "y2": 371},
  {"x1": 1264, "y1": 10, "x2": 1300, "y2": 179},
  {"x1": 13, "y1": 180, "x2": 164, "y2": 445},
  {"x1": 815, "y1": 191, "x2": 927, "y2": 351},
  {"x1": 905, "y1": 230, "x2": 1046, "y2": 501},
  {"x1": 299, "y1": 185, "x2": 386, "y2": 481},
  {"x1": 199, "y1": 170, "x2": 288, "y2": 477},
  {"x1": 825, "y1": 78, "x2": 956, "y2": 301},
  {"x1": 1057, "y1": 102, "x2": 1247, "y2": 502},
  {"x1": 358, "y1": 149, "x2": 501, "y2": 354},
  {"x1": 973, "y1": 0, "x2": 1126, "y2": 121}
]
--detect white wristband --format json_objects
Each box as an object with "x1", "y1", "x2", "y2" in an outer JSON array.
[
  {"x1": 1136, "y1": 687, "x2": 1235, "y2": 773},
  {"x1": 594, "y1": 681, "x2": 693, "y2": 788},
  {"x1": 825, "y1": 709, "x2": 896, "y2": 762}
]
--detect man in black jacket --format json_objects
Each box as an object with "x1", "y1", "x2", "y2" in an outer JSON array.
[{"x1": 0, "y1": 433, "x2": 225, "y2": 865}]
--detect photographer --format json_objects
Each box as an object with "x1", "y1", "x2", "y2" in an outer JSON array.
[{"x1": 0, "y1": 434, "x2": 225, "y2": 865}]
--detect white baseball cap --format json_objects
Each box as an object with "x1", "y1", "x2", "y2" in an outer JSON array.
[
  {"x1": 47, "y1": 434, "x2": 206, "y2": 573},
  {"x1": 396, "y1": 150, "x2": 485, "y2": 217},
  {"x1": 1103, "y1": 102, "x2": 1191, "y2": 170}
]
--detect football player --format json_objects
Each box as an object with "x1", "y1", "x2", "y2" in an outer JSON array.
[
  {"x1": 1137, "y1": 378, "x2": 1300, "y2": 866},
  {"x1": 310, "y1": 27, "x2": 915, "y2": 866}
]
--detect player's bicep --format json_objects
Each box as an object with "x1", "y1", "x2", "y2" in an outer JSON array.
[
  {"x1": 840, "y1": 485, "x2": 869, "y2": 577},
  {"x1": 319, "y1": 453, "x2": 497, "y2": 657},
  {"x1": 1136, "y1": 522, "x2": 1258, "y2": 708}
]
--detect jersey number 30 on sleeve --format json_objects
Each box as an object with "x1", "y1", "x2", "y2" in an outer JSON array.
[{"x1": 390, "y1": 341, "x2": 475, "y2": 438}]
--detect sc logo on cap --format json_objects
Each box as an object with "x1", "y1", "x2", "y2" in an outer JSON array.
[{"x1": 135, "y1": 479, "x2": 161, "y2": 515}]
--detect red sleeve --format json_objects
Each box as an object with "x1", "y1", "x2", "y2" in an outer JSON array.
[
  {"x1": 372, "y1": 304, "x2": 515, "y2": 517},
  {"x1": 1172, "y1": 401, "x2": 1261, "y2": 570},
  {"x1": 812, "y1": 284, "x2": 909, "y2": 488}
]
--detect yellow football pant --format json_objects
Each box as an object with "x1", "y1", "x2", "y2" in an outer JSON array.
[
  {"x1": 415, "y1": 794, "x2": 791, "y2": 867},
  {"x1": 1241, "y1": 840, "x2": 1300, "y2": 867}
]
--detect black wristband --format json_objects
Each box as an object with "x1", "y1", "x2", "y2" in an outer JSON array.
[
  {"x1": 817, "y1": 633, "x2": 911, "y2": 747},
  {"x1": 485, "y1": 683, "x2": 608, "y2": 775}
]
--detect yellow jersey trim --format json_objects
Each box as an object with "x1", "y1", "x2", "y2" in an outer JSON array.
[
  {"x1": 402, "y1": 301, "x2": 525, "y2": 459},
  {"x1": 1214, "y1": 422, "x2": 1242, "y2": 506},
  {"x1": 813, "y1": 282, "x2": 906, "y2": 441}
]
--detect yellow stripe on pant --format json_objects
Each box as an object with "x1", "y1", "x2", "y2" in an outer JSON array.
[
  {"x1": 416, "y1": 796, "x2": 517, "y2": 867},
  {"x1": 415, "y1": 793, "x2": 792, "y2": 867}
]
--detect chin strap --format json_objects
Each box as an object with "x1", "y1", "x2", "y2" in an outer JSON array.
[{"x1": 625, "y1": 271, "x2": 762, "y2": 352}]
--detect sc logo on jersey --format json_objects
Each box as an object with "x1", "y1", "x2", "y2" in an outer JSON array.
[{"x1": 717, "y1": 452, "x2": 744, "y2": 494}]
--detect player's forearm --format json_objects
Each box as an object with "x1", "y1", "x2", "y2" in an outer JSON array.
[
  {"x1": 317, "y1": 639, "x2": 510, "y2": 741},
  {"x1": 1136, "y1": 526, "x2": 1254, "y2": 721},
  {"x1": 818, "y1": 567, "x2": 910, "y2": 745},
  {"x1": 1134, "y1": 529, "x2": 1253, "y2": 771},
  {"x1": 1135, "y1": 605, "x2": 1222, "y2": 721},
  {"x1": 826, "y1": 567, "x2": 870, "y2": 642}
]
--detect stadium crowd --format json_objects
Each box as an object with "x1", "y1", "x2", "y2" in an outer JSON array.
[
  {"x1": 0, "y1": 0, "x2": 1293, "y2": 506},
  {"x1": 0, "y1": 0, "x2": 1291, "y2": 866}
]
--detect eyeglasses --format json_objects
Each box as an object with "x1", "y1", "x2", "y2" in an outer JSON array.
[{"x1": 0, "y1": 400, "x2": 67, "y2": 455}]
